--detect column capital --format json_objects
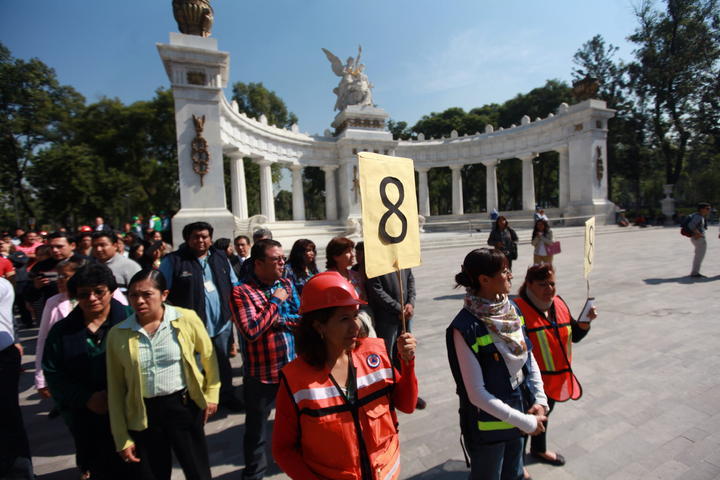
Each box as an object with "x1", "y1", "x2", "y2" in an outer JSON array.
[
  {"x1": 416, "y1": 166, "x2": 430, "y2": 173},
  {"x1": 554, "y1": 145, "x2": 569, "y2": 155},
  {"x1": 519, "y1": 152, "x2": 539, "y2": 162},
  {"x1": 449, "y1": 164, "x2": 464, "y2": 171},
  {"x1": 223, "y1": 146, "x2": 246, "y2": 159},
  {"x1": 321, "y1": 165, "x2": 339, "y2": 172},
  {"x1": 290, "y1": 164, "x2": 303, "y2": 172},
  {"x1": 481, "y1": 159, "x2": 499, "y2": 168},
  {"x1": 254, "y1": 158, "x2": 272, "y2": 167}
]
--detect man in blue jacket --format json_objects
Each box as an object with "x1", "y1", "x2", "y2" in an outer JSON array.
[{"x1": 159, "y1": 221, "x2": 244, "y2": 411}]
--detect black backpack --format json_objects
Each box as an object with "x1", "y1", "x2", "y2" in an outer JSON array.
[{"x1": 680, "y1": 213, "x2": 704, "y2": 237}]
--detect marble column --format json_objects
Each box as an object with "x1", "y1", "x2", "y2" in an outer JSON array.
[
  {"x1": 228, "y1": 151, "x2": 248, "y2": 220},
  {"x1": 482, "y1": 159, "x2": 499, "y2": 213},
  {"x1": 290, "y1": 165, "x2": 305, "y2": 221},
  {"x1": 556, "y1": 146, "x2": 570, "y2": 209},
  {"x1": 416, "y1": 167, "x2": 430, "y2": 217},
  {"x1": 322, "y1": 165, "x2": 338, "y2": 221},
  {"x1": 520, "y1": 154, "x2": 537, "y2": 211},
  {"x1": 450, "y1": 165, "x2": 464, "y2": 215},
  {"x1": 256, "y1": 158, "x2": 275, "y2": 222}
]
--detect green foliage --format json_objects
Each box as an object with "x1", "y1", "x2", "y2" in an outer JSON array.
[
  {"x1": 0, "y1": 43, "x2": 85, "y2": 224},
  {"x1": 302, "y1": 166, "x2": 325, "y2": 220},
  {"x1": 231, "y1": 82, "x2": 298, "y2": 129}
]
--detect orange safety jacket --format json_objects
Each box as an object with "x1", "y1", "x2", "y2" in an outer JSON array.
[
  {"x1": 515, "y1": 296, "x2": 582, "y2": 402},
  {"x1": 280, "y1": 338, "x2": 401, "y2": 480}
]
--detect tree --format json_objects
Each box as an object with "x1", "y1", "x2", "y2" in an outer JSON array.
[
  {"x1": 627, "y1": 0, "x2": 720, "y2": 187},
  {"x1": 231, "y1": 82, "x2": 298, "y2": 129},
  {"x1": 0, "y1": 43, "x2": 85, "y2": 224}
]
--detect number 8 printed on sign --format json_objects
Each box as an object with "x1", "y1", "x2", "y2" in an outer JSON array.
[
  {"x1": 358, "y1": 152, "x2": 421, "y2": 279},
  {"x1": 378, "y1": 177, "x2": 408, "y2": 244}
]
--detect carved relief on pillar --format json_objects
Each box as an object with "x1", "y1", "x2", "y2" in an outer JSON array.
[
  {"x1": 595, "y1": 145, "x2": 604, "y2": 183},
  {"x1": 191, "y1": 114, "x2": 210, "y2": 186}
]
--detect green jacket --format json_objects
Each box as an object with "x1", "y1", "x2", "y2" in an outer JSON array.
[
  {"x1": 106, "y1": 305, "x2": 220, "y2": 451},
  {"x1": 42, "y1": 299, "x2": 131, "y2": 425}
]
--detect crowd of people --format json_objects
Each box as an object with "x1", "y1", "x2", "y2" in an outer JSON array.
[{"x1": 0, "y1": 214, "x2": 604, "y2": 480}]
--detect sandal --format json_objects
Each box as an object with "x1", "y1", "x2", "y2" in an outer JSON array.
[{"x1": 530, "y1": 451, "x2": 566, "y2": 466}]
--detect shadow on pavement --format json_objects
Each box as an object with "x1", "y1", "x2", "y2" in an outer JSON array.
[
  {"x1": 433, "y1": 294, "x2": 464, "y2": 301},
  {"x1": 644, "y1": 274, "x2": 720, "y2": 285},
  {"x1": 405, "y1": 459, "x2": 468, "y2": 479}
]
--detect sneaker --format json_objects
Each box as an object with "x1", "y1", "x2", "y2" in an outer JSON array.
[
  {"x1": 415, "y1": 397, "x2": 427, "y2": 410},
  {"x1": 690, "y1": 273, "x2": 706, "y2": 278}
]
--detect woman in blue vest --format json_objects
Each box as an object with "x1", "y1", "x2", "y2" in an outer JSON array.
[{"x1": 446, "y1": 248, "x2": 548, "y2": 480}]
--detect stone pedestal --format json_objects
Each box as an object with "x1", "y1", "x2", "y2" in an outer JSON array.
[
  {"x1": 661, "y1": 184, "x2": 676, "y2": 224},
  {"x1": 157, "y1": 33, "x2": 235, "y2": 247}
]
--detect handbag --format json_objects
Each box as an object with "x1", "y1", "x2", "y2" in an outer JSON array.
[{"x1": 546, "y1": 241, "x2": 561, "y2": 256}]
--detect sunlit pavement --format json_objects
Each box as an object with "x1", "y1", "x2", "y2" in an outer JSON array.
[{"x1": 19, "y1": 226, "x2": 720, "y2": 479}]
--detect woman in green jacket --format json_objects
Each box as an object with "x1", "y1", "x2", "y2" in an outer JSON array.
[{"x1": 106, "y1": 269, "x2": 220, "y2": 480}]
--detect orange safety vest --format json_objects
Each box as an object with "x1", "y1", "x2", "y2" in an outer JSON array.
[
  {"x1": 515, "y1": 296, "x2": 582, "y2": 402},
  {"x1": 280, "y1": 338, "x2": 401, "y2": 480}
]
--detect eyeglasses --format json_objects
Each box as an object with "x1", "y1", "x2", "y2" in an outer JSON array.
[
  {"x1": 76, "y1": 287, "x2": 109, "y2": 300},
  {"x1": 263, "y1": 255, "x2": 286, "y2": 264}
]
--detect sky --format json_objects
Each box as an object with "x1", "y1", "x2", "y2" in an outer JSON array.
[{"x1": 1, "y1": 1, "x2": 641, "y2": 136}]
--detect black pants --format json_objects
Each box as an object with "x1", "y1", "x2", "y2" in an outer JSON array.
[
  {"x1": 242, "y1": 376, "x2": 278, "y2": 480},
  {"x1": 0, "y1": 344, "x2": 31, "y2": 477},
  {"x1": 129, "y1": 390, "x2": 211, "y2": 480},
  {"x1": 526, "y1": 398, "x2": 556, "y2": 453},
  {"x1": 68, "y1": 408, "x2": 129, "y2": 479}
]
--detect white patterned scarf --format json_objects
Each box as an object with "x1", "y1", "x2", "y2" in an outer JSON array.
[{"x1": 464, "y1": 290, "x2": 528, "y2": 376}]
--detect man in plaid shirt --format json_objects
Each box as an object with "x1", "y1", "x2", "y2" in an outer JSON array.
[{"x1": 231, "y1": 239, "x2": 300, "y2": 480}]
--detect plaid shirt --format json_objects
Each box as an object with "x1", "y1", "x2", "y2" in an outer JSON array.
[{"x1": 230, "y1": 275, "x2": 300, "y2": 384}]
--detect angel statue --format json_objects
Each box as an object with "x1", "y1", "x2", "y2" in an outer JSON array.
[{"x1": 322, "y1": 46, "x2": 374, "y2": 112}]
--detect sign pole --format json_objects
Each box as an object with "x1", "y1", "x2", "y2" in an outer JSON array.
[{"x1": 395, "y1": 268, "x2": 406, "y2": 333}]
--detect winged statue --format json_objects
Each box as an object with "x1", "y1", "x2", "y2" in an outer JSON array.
[{"x1": 322, "y1": 46, "x2": 374, "y2": 112}]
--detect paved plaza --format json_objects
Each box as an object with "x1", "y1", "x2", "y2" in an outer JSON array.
[{"x1": 17, "y1": 226, "x2": 720, "y2": 479}]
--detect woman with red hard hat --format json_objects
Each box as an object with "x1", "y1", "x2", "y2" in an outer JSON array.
[{"x1": 272, "y1": 271, "x2": 418, "y2": 480}]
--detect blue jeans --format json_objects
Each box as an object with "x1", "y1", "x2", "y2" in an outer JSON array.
[
  {"x1": 465, "y1": 437, "x2": 524, "y2": 480},
  {"x1": 212, "y1": 326, "x2": 234, "y2": 401}
]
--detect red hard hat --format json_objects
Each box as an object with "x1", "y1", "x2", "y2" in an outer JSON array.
[
  {"x1": 299, "y1": 271, "x2": 367, "y2": 314},
  {"x1": 79, "y1": 225, "x2": 92, "y2": 232}
]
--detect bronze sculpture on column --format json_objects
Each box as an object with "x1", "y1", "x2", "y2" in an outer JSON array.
[{"x1": 172, "y1": 0, "x2": 214, "y2": 37}]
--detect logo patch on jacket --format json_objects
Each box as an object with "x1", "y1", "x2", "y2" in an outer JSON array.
[{"x1": 366, "y1": 353, "x2": 381, "y2": 369}]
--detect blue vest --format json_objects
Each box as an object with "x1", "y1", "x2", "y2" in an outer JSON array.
[
  {"x1": 446, "y1": 306, "x2": 536, "y2": 444},
  {"x1": 165, "y1": 245, "x2": 232, "y2": 331}
]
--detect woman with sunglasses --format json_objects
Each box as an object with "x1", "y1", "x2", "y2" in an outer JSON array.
[
  {"x1": 42, "y1": 263, "x2": 132, "y2": 480},
  {"x1": 106, "y1": 269, "x2": 219, "y2": 480},
  {"x1": 446, "y1": 248, "x2": 548, "y2": 480}
]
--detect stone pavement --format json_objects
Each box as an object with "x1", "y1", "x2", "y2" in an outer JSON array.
[{"x1": 17, "y1": 226, "x2": 720, "y2": 479}]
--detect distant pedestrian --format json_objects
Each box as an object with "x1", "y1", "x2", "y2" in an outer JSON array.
[
  {"x1": 688, "y1": 202, "x2": 711, "y2": 278},
  {"x1": 531, "y1": 219, "x2": 554, "y2": 266},
  {"x1": 487, "y1": 216, "x2": 518, "y2": 270}
]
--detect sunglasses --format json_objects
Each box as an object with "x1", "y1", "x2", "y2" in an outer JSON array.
[{"x1": 76, "y1": 287, "x2": 109, "y2": 300}]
